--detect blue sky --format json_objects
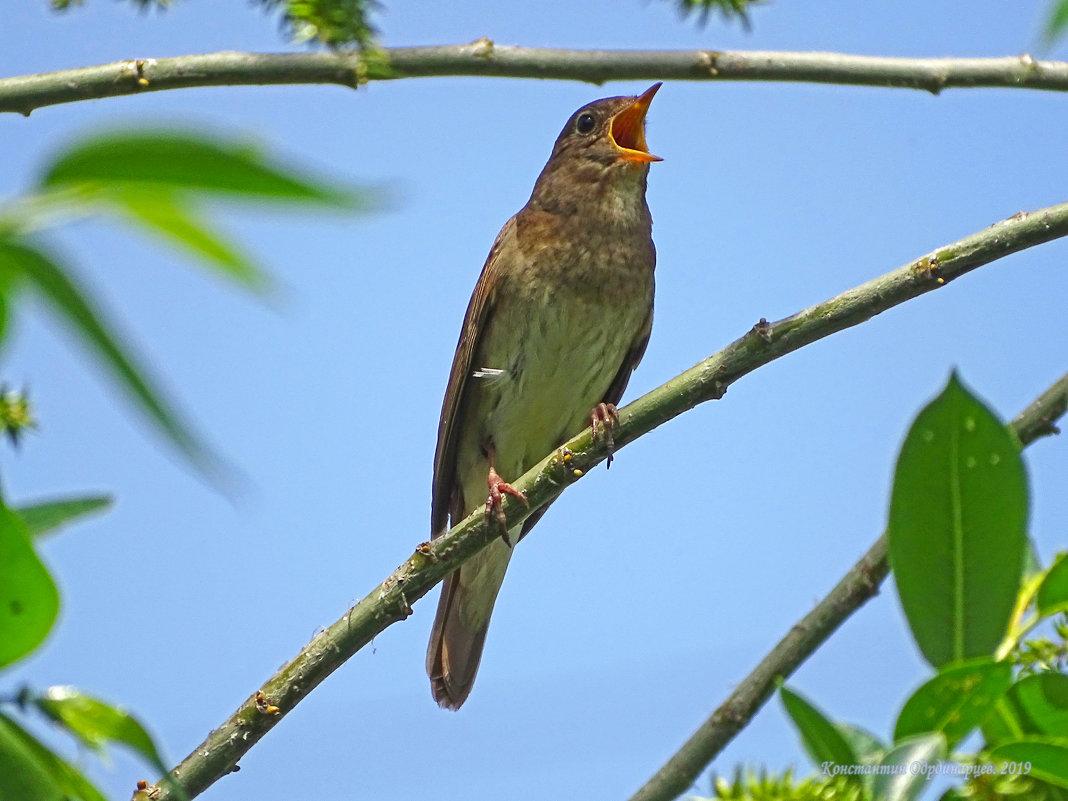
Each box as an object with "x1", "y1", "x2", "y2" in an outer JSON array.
[{"x1": 2, "y1": 1, "x2": 1067, "y2": 799}]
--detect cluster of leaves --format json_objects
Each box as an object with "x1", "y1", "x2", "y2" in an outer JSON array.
[
  {"x1": 707, "y1": 766, "x2": 865, "y2": 800},
  {"x1": 700, "y1": 375, "x2": 1068, "y2": 801},
  {"x1": 0, "y1": 131, "x2": 367, "y2": 800},
  {"x1": 258, "y1": 0, "x2": 379, "y2": 49},
  {"x1": 51, "y1": 0, "x2": 380, "y2": 49},
  {"x1": 672, "y1": 0, "x2": 762, "y2": 28}
]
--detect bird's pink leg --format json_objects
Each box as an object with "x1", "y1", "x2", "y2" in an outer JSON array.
[
  {"x1": 590, "y1": 402, "x2": 620, "y2": 468},
  {"x1": 484, "y1": 446, "x2": 529, "y2": 545}
]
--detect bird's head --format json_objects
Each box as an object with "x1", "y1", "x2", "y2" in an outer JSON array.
[{"x1": 547, "y1": 83, "x2": 663, "y2": 170}]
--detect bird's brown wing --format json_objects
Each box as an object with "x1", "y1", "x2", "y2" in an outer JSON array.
[
  {"x1": 431, "y1": 217, "x2": 516, "y2": 538},
  {"x1": 428, "y1": 218, "x2": 518, "y2": 709}
]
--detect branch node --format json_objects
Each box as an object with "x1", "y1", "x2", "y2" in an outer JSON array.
[
  {"x1": 749, "y1": 317, "x2": 773, "y2": 344},
  {"x1": 926, "y1": 73, "x2": 947, "y2": 96},
  {"x1": 470, "y1": 36, "x2": 495, "y2": 59},
  {"x1": 697, "y1": 50, "x2": 721, "y2": 77},
  {"x1": 254, "y1": 691, "x2": 280, "y2": 716}
]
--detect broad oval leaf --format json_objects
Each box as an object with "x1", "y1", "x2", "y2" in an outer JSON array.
[
  {"x1": 34, "y1": 686, "x2": 166, "y2": 771},
  {"x1": 839, "y1": 723, "x2": 887, "y2": 762},
  {"x1": 893, "y1": 657, "x2": 1011, "y2": 747},
  {"x1": 16, "y1": 494, "x2": 112, "y2": 539},
  {"x1": 1037, "y1": 553, "x2": 1068, "y2": 619},
  {"x1": 1013, "y1": 673, "x2": 1068, "y2": 736},
  {"x1": 888, "y1": 372, "x2": 1028, "y2": 667},
  {"x1": 989, "y1": 738, "x2": 1068, "y2": 790},
  {"x1": 780, "y1": 685, "x2": 858, "y2": 769},
  {"x1": 0, "y1": 500, "x2": 59, "y2": 667},
  {"x1": 871, "y1": 734, "x2": 946, "y2": 801},
  {"x1": 40, "y1": 132, "x2": 360, "y2": 206}
]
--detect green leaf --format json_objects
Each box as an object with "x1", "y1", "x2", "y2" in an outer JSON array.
[
  {"x1": 1045, "y1": 0, "x2": 1068, "y2": 45},
  {"x1": 989, "y1": 738, "x2": 1068, "y2": 790},
  {"x1": 40, "y1": 132, "x2": 360, "y2": 206},
  {"x1": 983, "y1": 695, "x2": 1028, "y2": 747},
  {"x1": 0, "y1": 497, "x2": 59, "y2": 668},
  {"x1": 34, "y1": 686, "x2": 167, "y2": 772},
  {"x1": 0, "y1": 712, "x2": 107, "y2": 801},
  {"x1": 257, "y1": 0, "x2": 378, "y2": 48},
  {"x1": 1013, "y1": 673, "x2": 1068, "y2": 736},
  {"x1": 0, "y1": 238, "x2": 212, "y2": 473},
  {"x1": 888, "y1": 372, "x2": 1029, "y2": 667},
  {"x1": 1037, "y1": 554, "x2": 1068, "y2": 619},
  {"x1": 894, "y1": 657, "x2": 1012, "y2": 747},
  {"x1": 839, "y1": 723, "x2": 887, "y2": 762},
  {"x1": 871, "y1": 734, "x2": 946, "y2": 801},
  {"x1": 780, "y1": 685, "x2": 858, "y2": 768},
  {"x1": 16, "y1": 494, "x2": 112, "y2": 539},
  {"x1": 0, "y1": 713, "x2": 64, "y2": 801},
  {"x1": 111, "y1": 188, "x2": 269, "y2": 291}
]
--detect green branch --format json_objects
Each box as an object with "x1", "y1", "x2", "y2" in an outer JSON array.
[
  {"x1": 141, "y1": 200, "x2": 1068, "y2": 800},
  {"x1": 3, "y1": 46, "x2": 1068, "y2": 115},
  {"x1": 144, "y1": 201, "x2": 1068, "y2": 801},
  {"x1": 627, "y1": 372, "x2": 1068, "y2": 801}
]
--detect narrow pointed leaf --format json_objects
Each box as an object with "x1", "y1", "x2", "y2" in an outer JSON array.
[
  {"x1": 871, "y1": 734, "x2": 946, "y2": 801},
  {"x1": 888, "y1": 373, "x2": 1028, "y2": 667},
  {"x1": 989, "y1": 738, "x2": 1068, "y2": 790},
  {"x1": 34, "y1": 686, "x2": 166, "y2": 772},
  {"x1": 0, "y1": 713, "x2": 63, "y2": 801},
  {"x1": 894, "y1": 657, "x2": 1012, "y2": 747},
  {"x1": 111, "y1": 189, "x2": 269, "y2": 291},
  {"x1": 780, "y1": 685, "x2": 858, "y2": 768},
  {"x1": 0, "y1": 239, "x2": 211, "y2": 472},
  {"x1": 1037, "y1": 553, "x2": 1068, "y2": 619},
  {"x1": 40, "y1": 132, "x2": 359, "y2": 206},
  {"x1": 0, "y1": 499, "x2": 59, "y2": 667},
  {"x1": 0, "y1": 712, "x2": 107, "y2": 801},
  {"x1": 1046, "y1": 0, "x2": 1068, "y2": 45},
  {"x1": 16, "y1": 494, "x2": 112, "y2": 539}
]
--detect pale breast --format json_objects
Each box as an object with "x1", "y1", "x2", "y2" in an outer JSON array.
[{"x1": 458, "y1": 239, "x2": 653, "y2": 489}]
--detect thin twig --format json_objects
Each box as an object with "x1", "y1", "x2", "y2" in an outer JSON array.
[
  {"x1": 627, "y1": 372, "x2": 1068, "y2": 801},
  {"x1": 142, "y1": 201, "x2": 1068, "y2": 801},
  {"x1": 3, "y1": 46, "x2": 1068, "y2": 116}
]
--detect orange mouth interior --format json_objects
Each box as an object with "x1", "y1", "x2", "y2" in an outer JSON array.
[{"x1": 610, "y1": 83, "x2": 663, "y2": 163}]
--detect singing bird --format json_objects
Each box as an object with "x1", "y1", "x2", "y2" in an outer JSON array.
[{"x1": 428, "y1": 84, "x2": 662, "y2": 709}]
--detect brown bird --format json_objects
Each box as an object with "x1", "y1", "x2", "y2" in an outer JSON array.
[{"x1": 427, "y1": 84, "x2": 662, "y2": 709}]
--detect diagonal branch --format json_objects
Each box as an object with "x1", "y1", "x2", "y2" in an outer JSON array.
[
  {"x1": 142, "y1": 201, "x2": 1068, "y2": 801},
  {"x1": 627, "y1": 371, "x2": 1068, "y2": 801},
  {"x1": 3, "y1": 46, "x2": 1068, "y2": 116}
]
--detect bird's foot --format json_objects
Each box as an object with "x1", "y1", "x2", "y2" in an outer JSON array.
[
  {"x1": 485, "y1": 467, "x2": 528, "y2": 546},
  {"x1": 590, "y1": 402, "x2": 620, "y2": 468}
]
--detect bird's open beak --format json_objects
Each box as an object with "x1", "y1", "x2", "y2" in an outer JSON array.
[{"x1": 610, "y1": 83, "x2": 663, "y2": 163}]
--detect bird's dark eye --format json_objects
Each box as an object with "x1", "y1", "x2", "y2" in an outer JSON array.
[{"x1": 575, "y1": 112, "x2": 597, "y2": 135}]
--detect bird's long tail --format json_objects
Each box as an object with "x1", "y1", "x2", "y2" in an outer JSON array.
[{"x1": 426, "y1": 536, "x2": 514, "y2": 709}]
